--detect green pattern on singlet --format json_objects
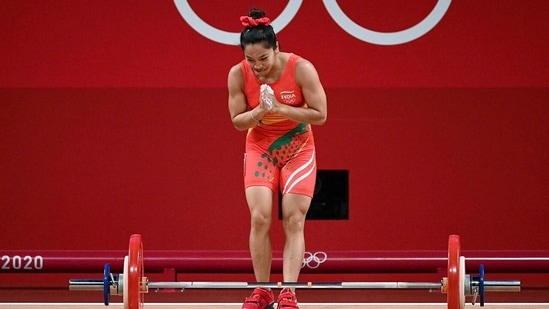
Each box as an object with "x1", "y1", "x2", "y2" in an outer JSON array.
[{"x1": 267, "y1": 123, "x2": 309, "y2": 166}]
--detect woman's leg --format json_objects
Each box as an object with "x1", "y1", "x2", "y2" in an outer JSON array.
[
  {"x1": 280, "y1": 193, "x2": 312, "y2": 282},
  {"x1": 246, "y1": 186, "x2": 274, "y2": 282}
]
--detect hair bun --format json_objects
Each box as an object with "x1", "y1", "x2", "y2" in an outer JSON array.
[{"x1": 248, "y1": 8, "x2": 266, "y2": 19}]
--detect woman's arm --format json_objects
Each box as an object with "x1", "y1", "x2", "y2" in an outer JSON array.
[{"x1": 227, "y1": 64, "x2": 269, "y2": 131}]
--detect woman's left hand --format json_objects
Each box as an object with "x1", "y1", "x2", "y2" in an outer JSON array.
[{"x1": 260, "y1": 92, "x2": 279, "y2": 112}]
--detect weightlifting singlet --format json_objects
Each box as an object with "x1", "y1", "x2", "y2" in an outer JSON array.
[{"x1": 241, "y1": 53, "x2": 316, "y2": 197}]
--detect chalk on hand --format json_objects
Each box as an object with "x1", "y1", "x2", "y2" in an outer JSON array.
[{"x1": 260, "y1": 84, "x2": 274, "y2": 110}]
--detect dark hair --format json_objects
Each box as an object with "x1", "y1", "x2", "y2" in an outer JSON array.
[{"x1": 239, "y1": 8, "x2": 277, "y2": 50}]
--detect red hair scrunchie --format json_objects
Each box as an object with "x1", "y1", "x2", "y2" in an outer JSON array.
[{"x1": 240, "y1": 16, "x2": 271, "y2": 27}]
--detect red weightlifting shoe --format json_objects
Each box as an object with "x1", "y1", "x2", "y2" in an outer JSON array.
[
  {"x1": 277, "y1": 288, "x2": 299, "y2": 309},
  {"x1": 242, "y1": 288, "x2": 275, "y2": 309}
]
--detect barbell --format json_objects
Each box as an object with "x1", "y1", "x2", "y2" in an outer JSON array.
[{"x1": 69, "y1": 234, "x2": 521, "y2": 309}]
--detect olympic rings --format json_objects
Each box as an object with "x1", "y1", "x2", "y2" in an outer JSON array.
[
  {"x1": 302, "y1": 251, "x2": 328, "y2": 269},
  {"x1": 173, "y1": 0, "x2": 302, "y2": 45},
  {"x1": 173, "y1": 0, "x2": 452, "y2": 46},
  {"x1": 323, "y1": 0, "x2": 452, "y2": 45}
]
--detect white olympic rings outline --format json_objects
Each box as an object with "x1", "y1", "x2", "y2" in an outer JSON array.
[
  {"x1": 173, "y1": 0, "x2": 451, "y2": 46},
  {"x1": 302, "y1": 251, "x2": 328, "y2": 269}
]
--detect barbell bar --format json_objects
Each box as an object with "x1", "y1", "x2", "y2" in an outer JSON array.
[{"x1": 69, "y1": 234, "x2": 521, "y2": 309}]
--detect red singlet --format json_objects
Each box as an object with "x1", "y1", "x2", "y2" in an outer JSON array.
[{"x1": 241, "y1": 53, "x2": 317, "y2": 197}]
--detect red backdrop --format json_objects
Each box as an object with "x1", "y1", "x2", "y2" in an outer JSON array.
[{"x1": 1, "y1": 1, "x2": 548, "y2": 255}]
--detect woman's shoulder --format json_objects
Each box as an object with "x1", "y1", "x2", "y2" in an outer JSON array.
[
  {"x1": 229, "y1": 61, "x2": 247, "y2": 76},
  {"x1": 294, "y1": 56, "x2": 315, "y2": 72},
  {"x1": 293, "y1": 56, "x2": 320, "y2": 85},
  {"x1": 228, "y1": 62, "x2": 245, "y2": 85}
]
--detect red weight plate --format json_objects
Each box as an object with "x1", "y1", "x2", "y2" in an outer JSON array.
[
  {"x1": 447, "y1": 235, "x2": 461, "y2": 309},
  {"x1": 128, "y1": 234, "x2": 144, "y2": 309},
  {"x1": 139, "y1": 235, "x2": 144, "y2": 306}
]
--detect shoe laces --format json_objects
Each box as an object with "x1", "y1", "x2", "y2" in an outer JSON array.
[{"x1": 278, "y1": 289, "x2": 297, "y2": 304}]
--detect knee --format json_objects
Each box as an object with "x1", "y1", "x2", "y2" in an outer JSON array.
[
  {"x1": 250, "y1": 212, "x2": 272, "y2": 232},
  {"x1": 283, "y1": 213, "x2": 306, "y2": 234}
]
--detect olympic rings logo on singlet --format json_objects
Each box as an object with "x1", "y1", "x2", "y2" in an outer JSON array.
[
  {"x1": 173, "y1": 0, "x2": 452, "y2": 46},
  {"x1": 302, "y1": 251, "x2": 328, "y2": 269}
]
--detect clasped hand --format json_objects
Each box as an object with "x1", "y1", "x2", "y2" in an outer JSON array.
[{"x1": 259, "y1": 84, "x2": 277, "y2": 112}]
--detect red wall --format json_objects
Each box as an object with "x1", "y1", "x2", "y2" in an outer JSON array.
[{"x1": 1, "y1": 1, "x2": 548, "y2": 256}]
